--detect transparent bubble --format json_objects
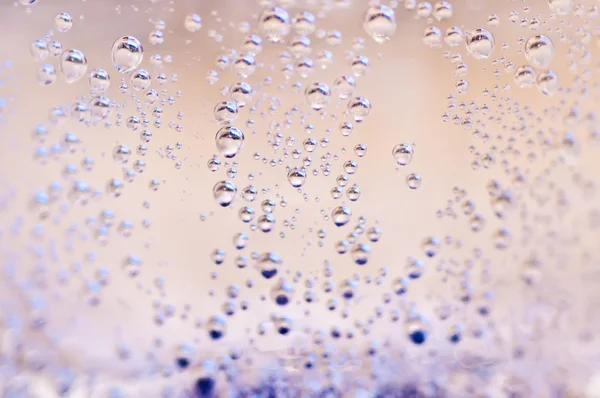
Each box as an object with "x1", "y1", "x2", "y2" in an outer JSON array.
[
  {"x1": 258, "y1": 252, "x2": 281, "y2": 279},
  {"x1": 350, "y1": 55, "x2": 370, "y2": 77},
  {"x1": 433, "y1": 1, "x2": 453, "y2": 20},
  {"x1": 207, "y1": 316, "x2": 227, "y2": 340},
  {"x1": 333, "y1": 75, "x2": 356, "y2": 100},
  {"x1": 130, "y1": 69, "x2": 151, "y2": 91},
  {"x1": 148, "y1": 30, "x2": 164, "y2": 46},
  {"x1": 111, "y1": 145, "x2": 131, "y2": 164},
  {"x1": 89, "y1": 68, "x2": 110, "y2": 92},
  {"x1": 514, "y1": 65, "x2": 537, "y2": 88},
  {"x1": 214, "y1": 101, "x2": 238, "y2": 124},
  {"x1": 487, "y1": 14, "x2": 500, "y2": 27},
  {"x1": 271, "y1": 280, "x2": 295, "y2": 305},
  {"x1": 352, "y1": 243, "x2": 371, "y2": 265},
  {"x1": 444, "y1": 26, "x2": 463, "y2": 47},
  {"x1": 243, "y1": 34, "x2": 263, "y2": 55},
  {"x1": 465, "y1": 29, "x2": 495, "y2": 60},
  {"x1": 392, "y1": 277, "x2": 409, "y2": 295},
  {"x1": 548, "y1": 0, "x2": 572, "y2": 15},
  {"x1": 54, "y1": 12, "x2": 73, "y2": 33},
  {"x1": 363, "y1": 5, "x2": 396, "y2": 43},
  {"x1": 455, "y1": 79, "x2": 469, "y2": 94},
  {"x1": 30, "y1": 39, "x2": 49, "y2": 61},
  {"x1": 59, "y1": 49, "x2": 88, "y2": 83},
  {"x1": 123, "y1": 255, "x2": 142, "y2": 277},
  {"x1": 260, "y1": 7, "x2": 291, "y2": 42},
  {"x1": 537, "y1": 70, "x2": 560, "y2": 95},
  {"x1": 233, "y1": 53, "x2": 256, "y2": 78},
  {"x1": 406, "y1": 173, "x2": 422, "y2": 189},
  {"x1": 406, "y1": 315, "x2": 429, "y2": 344},
  {"x1": 421, "y1": 26, "x2": 441, "y2": 48},
  {"x1": 36, "y1": 64, "x2": 56, "y2": 86},
  {"x1": 257, "y1": 214, "x2": 275, "y2": 233},
  {"x1": 347, "y1": 97, "x2": 371, "y2": 122},
  {"x1": 213, "y1": 180, "x2": 237, "y2": 207},
  {"x1": 90, "y1": 96, "x2": 112, "y2": 120},
  {"x1": 287, "y1": 168, "x2": 306, "y2": 188},
  {"x1": 292, "y1": 11, "x2": 316, "y2": 36},
  {"x1": 111, "y1": 36, "x2": 144, "y2": 73},
  {"x1": 524, "y1": 35, "x2": 554, "y2": 69},
  {"x1": 215, "y1": 126, "x2": 244, "y2": 158},
  {"x1": 230, "y1": 82, "x2": 253, "y2": 107},
  {"x1": 393, "y1": 144, "x2": 414, "y2": 166},
  {"x1": 305, "y1": 82, "x2": 331, "y2": 110},
  {"x1": 184, "y1": 14, "x2": 202, "y2": 32},
  {"x1": 332, "y1": 206, "x2": 352, "y2": 227}
]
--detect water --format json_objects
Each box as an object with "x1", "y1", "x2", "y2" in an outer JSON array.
[
  {"x1": 1, "y1": 0, "x2": 600, "y2": 396},
  {"x1": 111, "y1": 36, "x2": 144, "y2": 73},
  {"x1": 59, "y1": 49, "x2": 87, "y2": 83}
]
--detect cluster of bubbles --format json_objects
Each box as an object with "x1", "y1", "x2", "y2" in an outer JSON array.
[{"x1": 3, "y1": 0, "x2": 600, "y2": 396}]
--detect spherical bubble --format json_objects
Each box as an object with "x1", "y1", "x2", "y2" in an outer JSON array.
[
  {"x1": 392, "y1": 277, "x2": 409, "y2": 295},
  {"x1": 352, "y1": 243, "x2": 371, "y2": 265},
  {"x1": 257, "y1": 214, "x2": 275, "y2": 233},
  {"x1": 30, "y1": 39, "x2": 49, "y2": 61},
  {"x1": 230, "y1": 82, "x2": 253, "y2": 107},
  {"x1": 433, "y1": 1, "x2": 453, "y2": 20},
  {"x1": 111, "y1": 36, "x2": 144, "y2": 73},
  {"x1": 207, "y1": 316, "x2": 227, "y2": 340},
  {"x1": 112, "y1": 145, "x2": 131, "y2": 164},
  {"x1": 392, "y1": 144, "x2": 414, "y2": 166},
  {"x1": 260, "y1": 7, "x2": 291, "y2": 42},
  {"x1": 363, "y1": 5, "x2": 396, "y2": 43},
  {"x1": 184, "y1": 14, "x2": 202, "y2": 32},
  {"x1": 465, "y1": 29, "x2": 495, "y2": 60},
  {"x1": 289, "y1": 35, "x2": 311, "y2": 58},
  {"x1": 59, "y1": 49, "x2": 88, "y2": 83},
  {"x1": 214, "y1": 101, "x2": 238, "y2": 124},
  {"x1": 406, "y1": 315, "x2": 429, "y2": 345},
  {"x1": 524, "y1": 35, "x2": 554, "y2": 69},
  {"x1": 54, "y1": 12, "x2": 73, "y2": 33},
  {"x1": 455, "y1": 79, "x2": 469, "y2": 94},
  {"x1": 487, "y1": 14, "x2": 500, "y2": 27},
  {"x1": 239, "y1": 207, "x2": 255, "y2": 223},
  {"x1": 233, "y1": 53, "x2": 256, "y2": 79},
  {"x1": 123, "y1": 254, "x2": 142, "y2": 277},
  {"x1": 130, "y1": 69, "x2": 151, "y2": 91},
  {"x1": 332, "y1": 206, "x2": 352, "y2": 227},
  {"x1": 537, "y1": 70, "x2": 560, "y2": 96},
  {"x1": 333, "y1": 75, "x2": 356, "y2": 100},
  {"x1": 292, "y1": 11, "x2": 316, "y2": 36},
  {"x1": 215, "y1": 126, "x2": 244, "y2": 158},
  {"x1": 88, "y1": 68, "x2": 110, "y2": 92},
  {"x1": 271, "y1": 280, "x2": 295, "y2": 306},
  {"x1": 514, "y1": 65, "x2": 537, "y2": 88},
  {"x1": 287, "y1": 167, "x2": 306, "y2": 188},
  {"x1": 36, "y1": 64, "x2": 56, "y2": 86},
  {"x1": 305, "y1": 82, "x2": 331, "y2": 110},
  {"x1": 347, "y1": 97, "x2": 371, "y2": 122},
  {"x1": 89, "y1": 96, "x2": 112, "y2": 120},
  {"x1": 444, "y1": 26, "x2": 463, "y2": 47},
  {"x1": 422, "y1": 26, "x2": 442, "y2": 48},
  {"x1": 213, "y1": 180, "x2": 237, "y2": 207},
  {"x1": 350, "y1": 55, "x2": 370, "y2": 77},
  {"x1": 258, "y1": 252, "x2": 281, "y2": 279},
  {"x1": 148, "y1": 30, "x2": 164, "y2": 45},
  {"x1": 421, "y1": 236, "x2": 440, "y2": 257},
  {"x1": 406, "y1": 173, "x2": 422, "y2": 189},
  {"x1": 243, "y1": 34, "x2": 263, "y2": 55},
  {"x1": 548, "y1": 0, "x2": 572, "y2": 15}
]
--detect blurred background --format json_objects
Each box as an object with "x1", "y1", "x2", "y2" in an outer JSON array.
[{"x1": 0, "y1": 0, "x2": 599, "y2": 396}]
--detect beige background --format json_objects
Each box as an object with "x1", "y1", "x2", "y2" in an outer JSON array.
[{"x1": 0, "y1": 0, "x2": 599, "y2": 396}]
